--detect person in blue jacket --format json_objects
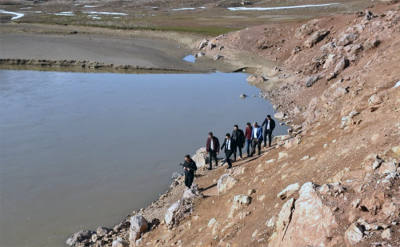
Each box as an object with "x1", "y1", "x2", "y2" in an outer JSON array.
[{"x1": 249, "y1": 122, "x2": 263, "y2": 157}]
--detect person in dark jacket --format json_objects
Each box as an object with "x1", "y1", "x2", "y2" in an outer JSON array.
[
  {"x1": 206, "y1": 132, "x2": 220, "y2": 170},
  {"x1": 244, "y1": 122, "x2": 253, "y2": 156},
  {"x1": 220, "y1": 133, "x2": 236, "y2": 169},
  {"x1": 231, "y1": 125, "x2": 245, "y2": 161},
  {"x1": 250, "y1": 122, "x2": 263, "y2": 156},
  {"x1": 182, "y1": 155, "x2": 197, "y2": 188},
  {"x1": 261, "y1": 115, "x2": 276, "y2": 147}
]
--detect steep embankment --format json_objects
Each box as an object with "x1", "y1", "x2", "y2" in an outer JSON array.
[{"x1": 66, "y1": 2, "x2": 400, "y2": 247}]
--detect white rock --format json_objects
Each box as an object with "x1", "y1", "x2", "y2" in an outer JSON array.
[
  {"x1": 345, "y1": 223, "x2": 364, "y2": 245},
  {"x1": 217, "y1": 174, "x2": 239, "y2": 194},
  {"x1": 208, "y1": 218, "x2": 217, "y2": 228},
  {"x1": 277, "y1": 183, "x2": 300, "y2": 200}
]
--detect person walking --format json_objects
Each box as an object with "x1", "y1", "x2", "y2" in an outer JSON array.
[
  {"x1": 244, "y1": 122, "x2": 253, "y2": 156},
  {"x1": 261, "y1": 115, "x2": 276, "y2": 148},
  {"x1": 220, "y1": 133, "x2": 236, "y2": 169},
  {"x1": 206, "y1": 132, "x2": 220, "y2": 170},
  {"x1": 182, "y1": 155, "x2": 197, "y2": 188},
  {"x1": 231, "y1": 125, "x2": 245, "y2": 161},
  {"x1": 250, "y1": 122, "x2": 263, "y2": 156}
]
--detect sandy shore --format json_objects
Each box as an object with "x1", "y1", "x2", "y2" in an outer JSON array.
[{"x1": 0, "y1": 23, "x2": 264, "y2": 73}]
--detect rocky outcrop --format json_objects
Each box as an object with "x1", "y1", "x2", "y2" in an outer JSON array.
[
  {"x1": 277, "y1": 183, "x2": 300, "y2": 200},
  {"x1": 165, "y1": 198, "x2": 193, "y2": 229},
  {"x1": 304, "y1": 29, "x2": 330, "y2": 48},
  {"x1": 129, "y1": 215, "x2": 148, "y2": 243},
  {"x1": 66, "y1": 230, "x2": 95, "y2": 246},
  {"x1": 217, "y1": 174, "x2": 238, "y2": 194},
  {"x1": 272, "y1": 182, "x2": 338, "y2": 247}
]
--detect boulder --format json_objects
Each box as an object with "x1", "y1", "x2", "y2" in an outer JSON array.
[
  {"x1": 320, "y1": 42, "x2": 336, "y2": 53},
  {"x1": 378, "y1": 161, "x2": 397, "y2": 175},
  {"x1": 171, "y1": 172, "x2": 182, "y2": 179},
  {"x1": 278, "y1": 182, "x2": 338, "y2": 247},
  {"x1": 304, "y1": 29, "x2": 330, "y2": 48},
  {"x1": 360, "y1": 193, "x2": 384, "y2": 215},
  {"x1": 381, "y1": 229, "x2": 392, "y2": 240},
  {"x1": 305, "y1": 76, "x2": 321, "y2": 87},
  {"x1": 294, "y1": 20, "x2": 318, "y2": 39},
  {"x1": 272, "y1": 198, "x2": 295, "y2": 244},
  {"x1": 214, "y1": 55, "x2": 223, "y2": 60},
  {"x1": 130, "y1": 215, "x2": 148, "y2": 234},
  {"x1": 274, "y1": 112, "x2": 285, "y2": 120},
  {"x1": 192, "y1": 149, "x2": 208, "y2": 167},
  {"x1": 344, "y1": 223, "x2": 364, "y2": 245},
  {"x1": 217, "y1": 174, "x2": 239, "y2": 194},
  {"x1": 277, "y1": 183, "x2": 300, "y2": 200},
  {"x1": 198, "y1": 39, "x2": 208, "y2": 50},
  {"x1": 285, "y1": 136, "x2": 300, "y2": 149},
  {"x1": 247, "y1": 75, "x2": 267, "y2": 85},
  {"x1": 229, "y1": 194, "x2": 252, "y2": 218},
  {"x1": 165, "y1": 199, "x2": 193, "y2": 228},
  {"x1": 323, "y1": 54, "x2": 336, "y2": 69},
  {"x1": 66, "y1": 230, "x2": 95, "y2": 246},
  {"x1": 183, "y1": 184, "x2": 203, "y2": 199},
  {"x1": 368, "y1": 94, "x2": 382, "y2": 106},
  {"x1": 338, "y1": 33, "x2": 358, "y2": 46},
  {"x1": 112, "y1": 240, "x2": 128, "y2": 247},
  {"x1": 96, "y1": 226, "x2": 111, "y2": 236},
  {"x1": 334, "y1": 58, "x2": 350, "y2": 74}
]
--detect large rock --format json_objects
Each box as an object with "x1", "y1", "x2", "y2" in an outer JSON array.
[
  {"x1": 217, "y1": 174, "x2": 238, "y2": 194},
  {"x1": 334, "y1": 58, "x2": 350, "y2": 74},
  {"x1": 273, "y1": 198, "x2": 295, "y2": 244},
  {"x1": 66, "y1": 230, "x2": 95, "y2": 246},
  {"x1": 198, "y1": 39, "x2": 208, "y2": 50},
  {"x1": 274, "y1": 112, "x2": 285, "y2": 120},
  {"x1": 338, "y1": 33, "x2": 358, "y2": 46},
  {"x1": 228, "y1": 194, "x2": 252, "y2": 218},
  {"x1": 344, "y1": 223, "x2": 364, "y2": 245},
  {"x1": 165, "y1": 198, "x2": 192, "y2": 228},
  {"x1": 183, "y1": 183, "x2": 203, "y2": 199},
  {"x1": 96, "y1": 226, "x2": 111, "y2": 236},
  {"x1": 304, "y1": 29, "x2": 330, "y2": 48},
  {"x1": 112, "y1": 240, "x2": 128, "y2": 247},
  {"x1": 130, "y1": 215, "x2": 148, "y2": 234},
  {"x1": 294, "y1": 20, "x2": 318, "y2": 39},
  {"x1": 192, "y1": 148, "x2": 208, "y2": 167},
  {"x1": 247, "y1": 75, "x2": 267, "y2": 85},
  {"x1": 277, "y1": 183, "x2": 300, "y2": 200},
  {"x1": 378, "y1": 161, "x2": 397, "y2": 175},
  {"x1": 278, "y1": 182, "x2": 338, "y2": 246},
  {"x1": 305, "y1": 76, "x2": 320, "y2": 87}
]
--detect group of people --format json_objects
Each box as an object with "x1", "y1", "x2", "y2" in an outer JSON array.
[{"x1": 182, "y1": 115, "x2": 276, "y2": 188}]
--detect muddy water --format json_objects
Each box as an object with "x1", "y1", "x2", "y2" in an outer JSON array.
[{"x1": 0, "y1": 70, "x2": 287, "y2": 247}]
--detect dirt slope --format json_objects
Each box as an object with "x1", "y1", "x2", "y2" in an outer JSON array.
[{"x1": 67, "y1": 2, "x2": 400, "y2": 247}]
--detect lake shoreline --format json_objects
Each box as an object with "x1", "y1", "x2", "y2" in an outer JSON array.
[{"x1": 0, "y1": 23, "x2": 272, "y2": 74}]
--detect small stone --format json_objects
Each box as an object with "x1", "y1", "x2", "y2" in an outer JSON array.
[
  {"x1": 381, "y1": 229, "x2": 392, "y2": 240},
  {"x1": 345, "y1": 223, "x2": 364, "y2": 245},
  {"x1": 239, "y1": 94, "x2": 247, "y2": 99},
  {"x1": 208, "y1": 218, "x2": 217, "y2": 228}
]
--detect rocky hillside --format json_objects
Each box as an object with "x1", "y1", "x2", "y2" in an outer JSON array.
[{"x1": 66, "y1": 2, "x2": 400, "y2": 247}]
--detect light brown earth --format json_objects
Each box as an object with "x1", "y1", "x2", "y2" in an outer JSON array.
[{"x1": 82, "y1": 2, "x2": 399, "y2": 247}]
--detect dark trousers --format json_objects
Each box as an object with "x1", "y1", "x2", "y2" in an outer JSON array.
[
  {"x1": 233, "y1": 145, "x2": 243, "y2": 160},
  {"x1": 185, "y1": 174, "x2": 194, "y2": 188},
  {"x1": 251, "y1": 138, "x2": 262, "y2": 155},
  {"x1": 225, "y1": 150, "x2": 234, "y2": 168},
  {"x1": 264, "y1": 129, "x2": 273, "y2": 147},
  {"x1": 246, "y1": 139, "x2": 252, "y2": 156},
  {"x1": 208, "y1": 150, "x2": 218, "y2": 169}
]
